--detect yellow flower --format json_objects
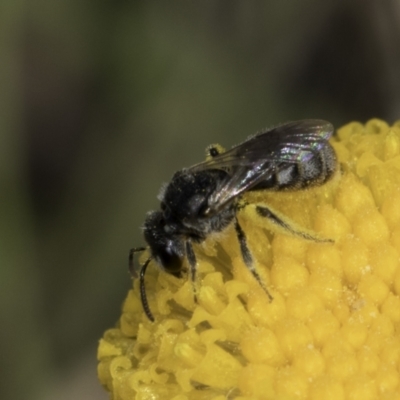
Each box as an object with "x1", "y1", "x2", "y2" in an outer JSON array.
[{"x1": 98, "y1": 119, "x2": 400, "y2": 400}]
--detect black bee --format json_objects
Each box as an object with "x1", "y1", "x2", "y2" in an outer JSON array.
[{"x1": 131, "y1": 120, "x2": 337, "y2": 321}]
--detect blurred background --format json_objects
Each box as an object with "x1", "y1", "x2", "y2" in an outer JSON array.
[{"x1": 1, "y1": 1, "x2": 400, "y2": 399}]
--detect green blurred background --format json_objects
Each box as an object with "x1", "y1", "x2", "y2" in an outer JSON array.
[{"x1": 1, "y1": 1, "x2": 399, "y2": 399}]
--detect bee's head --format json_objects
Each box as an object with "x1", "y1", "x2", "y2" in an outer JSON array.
[{"x1": 143, "y1": 210, "x2": 184, "y2": 275}]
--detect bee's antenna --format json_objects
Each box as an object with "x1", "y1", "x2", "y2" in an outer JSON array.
[
  {"x1": 139, "y1": 257, "x2": 155, "y2": 322},
  {"x1": 129, "y1": 247, "x2": 146, "y2": 278}
]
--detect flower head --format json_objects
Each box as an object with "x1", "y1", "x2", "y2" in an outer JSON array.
[{"x1": 98, "y1": 119, "x2": 400, "y2": 400}]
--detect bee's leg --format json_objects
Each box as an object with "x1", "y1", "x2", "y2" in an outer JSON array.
[
  {"x1": 185, "y1": 240, "x2": 198, "y2": 302},
  {"x1": 139, "y1": 257, "x2": 155, "y2": 322},
  {"x1": 234, "y1": 217, "x2": 273, "y2": 301},
  {"x1": 129, "y1": 247, "x2": 146, "y2": 278},
  {"x1": 250, "y1": 202, "x2": 333, "y2": 243}
]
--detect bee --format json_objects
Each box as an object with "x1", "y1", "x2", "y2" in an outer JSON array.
[{"x1": 131, "y1": 119, "x2": 337, "y2": 321}]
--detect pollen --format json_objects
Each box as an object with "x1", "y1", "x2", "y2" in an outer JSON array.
[{"x1": 98, "y1": 119, "x2": 400, "y2": 399}]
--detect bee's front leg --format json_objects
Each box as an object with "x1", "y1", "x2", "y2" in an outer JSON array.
[
  {"x1": 185, "y1": 240, "x2": 199, "y2": 303},
  {"x1": 185, "y1": 240, "x2": 197, "y2": 282}
]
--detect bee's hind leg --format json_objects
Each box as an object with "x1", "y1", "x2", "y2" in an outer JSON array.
[
  {"x1": 247, "y1": 202, "x2": 333, "y2": 243},
  {"x1": 234, "y1": 217, "x2": 273, "y2": 301}
]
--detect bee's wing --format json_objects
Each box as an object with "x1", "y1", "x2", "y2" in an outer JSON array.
[{"x1": 189, "y1": 119, "x2": 334, "y2": 213}]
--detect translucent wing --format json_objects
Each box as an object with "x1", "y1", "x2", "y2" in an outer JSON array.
[{"x1": 188, "y1": 119, "x2": 334, "y2": 213}]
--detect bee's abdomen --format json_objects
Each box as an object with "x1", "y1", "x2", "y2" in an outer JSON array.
[{"x1": 253, "y1": 143, "x2": 337, "y2": 191}]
